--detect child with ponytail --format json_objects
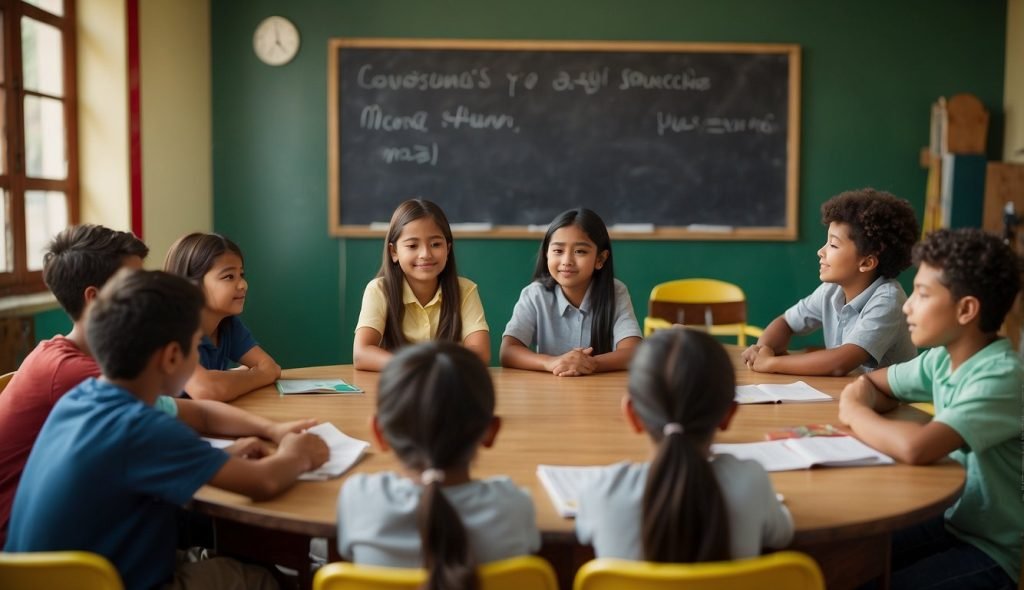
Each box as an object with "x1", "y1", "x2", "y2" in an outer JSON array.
[
  {"x1": 337, "y1": 341, "x2": 540, "y2": 588},
  {"x1": 575, "y1": 328, "x2": 793, "y2": 562}
]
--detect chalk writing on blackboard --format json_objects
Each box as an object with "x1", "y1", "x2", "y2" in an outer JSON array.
[{"x1": 328, "y1": 39, "x2": 801, "y2": 240}]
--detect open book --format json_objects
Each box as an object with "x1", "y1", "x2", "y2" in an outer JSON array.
[
  {"x1": 276, "y1": 379, "x2": 363, "y2": 395},
  {"x1": 712, "y1": 436, "x2": 893, "y2": 472},
  {"x1": 202, "y1": 422, "x2": 369, "y2": 480},
  {"x1": 735, "y1": 381, "x2": 833, "y2": 404},
  {"x1": 536, "y1": 465, "x2": 609, "y2": 518}
]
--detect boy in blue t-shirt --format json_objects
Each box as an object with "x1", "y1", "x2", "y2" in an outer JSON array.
[
  {"x1": 5, "y1": 270, "x2": 329, "y2": 590},
  {"x1": 838, "y1": 228, "x2": 1022, "y2": 588},
  {"x1": 742, "y1": 189, "x2": 919, "y2": 375}
]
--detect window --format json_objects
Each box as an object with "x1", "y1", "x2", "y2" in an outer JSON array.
[{"x1": 0, "y1": 0, "x2": 76, "y2": 295}]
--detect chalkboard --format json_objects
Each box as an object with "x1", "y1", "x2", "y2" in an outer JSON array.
[{"x1": 328, "y1": 39, "x2": 800, "y2": 240}]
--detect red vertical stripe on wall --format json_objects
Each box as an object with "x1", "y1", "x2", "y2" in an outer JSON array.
[{"x1": 127, "y1": 0, "x2": 143, "y2": 238}]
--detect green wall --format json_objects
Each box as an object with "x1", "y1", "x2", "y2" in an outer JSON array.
[{"x1": 210, "y1": 0, "x2": 1006, "y2": 368}]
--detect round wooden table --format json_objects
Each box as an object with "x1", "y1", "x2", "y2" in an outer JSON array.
[{"x1": 193, "y1": 350, "x2": 964, "y2": 590}]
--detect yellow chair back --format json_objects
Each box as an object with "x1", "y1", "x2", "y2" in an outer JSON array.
[
  {"x1": 0, "y1": 371, "x2": 15, "y2": 395},
  {"x1": 643, "y1": 278, "x2": 764, "y2": 345},
  {"x1": 909, "y1": 402, "x2": 936, "y2": 416},
  {"x1": 573, "y1": 552, "x2": 824, "y2": 590},
  {"x1": 0, "y1": 551, "x2": 123, "y2": 590},
  {"x1": 314, "y1": 555, "x2": 558, "y2": 590}
]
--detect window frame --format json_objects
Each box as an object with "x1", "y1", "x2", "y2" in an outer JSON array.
[{"x1": 0, "y1": 0, "x2": 78, "y2": 296}]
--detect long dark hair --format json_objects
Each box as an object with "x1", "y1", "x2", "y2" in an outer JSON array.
[
  {"x1": 377, "y1": 199, "x2": 462, "y2": 350},
  {"x1": 531, "y1": 208, "x2": 616, "y2": 353},
  {"x1": 376, "y1": 341, "x2": 495, "y2": 590},
  {"x1": 628, "y1": 329, "x2": 735, "y2": 562}
]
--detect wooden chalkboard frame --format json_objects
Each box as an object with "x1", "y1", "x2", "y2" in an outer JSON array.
[{"x1": 328, "y1": 38, "x2": 801, "y2": 240}]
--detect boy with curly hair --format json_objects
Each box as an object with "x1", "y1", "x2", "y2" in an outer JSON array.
[
  {"x1": 742, "y1": 188, "x2": 919, "y2": 375},
  {"x1": 837, "y1": 228, "x2": 1022, "y2": 588}
]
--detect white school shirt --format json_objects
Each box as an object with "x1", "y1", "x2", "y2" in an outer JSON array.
[
  {"x1": 575, "y1": 455, "x2": 794, "y2": 560},
  {"x1": 783, "y1": 276, "x2": 917, "y2": 371},
  {"x1": 502, "y1": 278, "x2": 642, "y2": 355},
  {"x1": 337, "y1": 472, "x2": 541, "y2": 568}
]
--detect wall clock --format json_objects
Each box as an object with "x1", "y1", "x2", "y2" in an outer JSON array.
[{"x1": 253, "y1": 16, "x2": 300, "y2": 66}]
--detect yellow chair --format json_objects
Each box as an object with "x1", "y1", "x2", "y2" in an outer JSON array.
[
  {"x1": 0, "y1": 371, "x2": 15, "y2": 395},
  {"x1": 909, "y1": 402, "x2": 936, "y2": 416},
  {"x1": 0, "y1": 551, "x2": 123, "y2": 590},
  {"x1": 314, "y1": 555, "x2": 558, "y2": 590},
  {"x1": 573, "y1": 552, "x2": 824, "y2": 590},
  {"x1": 643, "y1": 278, "x2": 764, "y2": 345}
]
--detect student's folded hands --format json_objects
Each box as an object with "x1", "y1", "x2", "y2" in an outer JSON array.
[
  {"x1": 546, "y1": 347, "x2": 597, "y2": 377},
  {"x1": 743, "y1": 344, "x2": 777, "y2": 372}
]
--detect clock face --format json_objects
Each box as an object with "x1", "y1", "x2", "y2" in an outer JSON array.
[{"x1": 253, "y1": 16, "x2": 300, "y2": 66}]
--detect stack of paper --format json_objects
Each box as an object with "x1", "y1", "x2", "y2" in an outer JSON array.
[
  {"x1": 735, "y1": 381, "x2": 833, "y2": 404},
  {"x1": 712, "y1": 436, "x2": 893, "y2": 472},
  {"x1": 536, "y1": 464, "x2": 608, "y2": 518},
  {"x1": 299, "y1": 422, "x2": 370, "y2": 480}
]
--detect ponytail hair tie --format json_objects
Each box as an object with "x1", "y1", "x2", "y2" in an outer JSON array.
[
  {"x1": 421, "y1": 468, "x2": 446, "y2": 485},
  {"x1": 663, "y1": 422, "x2": 685, "y2": 436}
]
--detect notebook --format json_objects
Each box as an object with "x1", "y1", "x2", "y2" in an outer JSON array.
[
  {"x1": 712, "y1": 436, "x2": 894, "y2": 472},
  {"x1": 202, "y1": 422, "x2": 369, "y2": 480},
  {"x1": 299, "y1": 423, "x2": 370, "y2": 480},
  {"x1": 735, "y1": 381, "x2": 833, "y2": 404},
  {"x1": 276, "y1": 378, "x2": 363, "y2": 395},
  {"x1": 536, "y1": 464, "x2": 608, "y2": 518}
]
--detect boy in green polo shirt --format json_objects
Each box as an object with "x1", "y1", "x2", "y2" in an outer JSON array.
[{"x1": 838, "y1": 228, "x2": 1022, "y2": 589}]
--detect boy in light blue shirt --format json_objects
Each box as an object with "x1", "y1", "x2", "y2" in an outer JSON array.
[
  {"x1": 743, "y1": 188, "x2": 918, "y2": 375},
  {"x1": 838, "y1": 228, "x2": 1022, "y2": 589}
]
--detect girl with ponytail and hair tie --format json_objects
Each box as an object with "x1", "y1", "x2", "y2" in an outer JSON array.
[
  {"x1": 336, "y1": 342, "x2": 540, "y2": 588},
  {"x1": 575, "y1": 328, "x2": 793, "y2": 562}
]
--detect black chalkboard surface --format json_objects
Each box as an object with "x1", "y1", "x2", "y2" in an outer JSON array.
[{"x1": 328, "y1": 39, "x2": 800, "y2": 239}]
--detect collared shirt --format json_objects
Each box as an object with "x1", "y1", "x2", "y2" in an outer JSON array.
[
  {"x1": 337, "y1": 472, "x2": 540, "y2": 567},
  {"x1": 502, "y1": 279, "x2": 642, "y2": 355},
  {"x1": 888, "y1": 339, "x2": 1024, "y2": 583},
  {"x1": 576, "y1": 456, "x2": 793, "y2": 560},
  {"x1": 356, "y1": 276, "x2": 489, "y2": 344},
  {"x1": 783, "y1": 277, "x2": 917, "y2": 371}
]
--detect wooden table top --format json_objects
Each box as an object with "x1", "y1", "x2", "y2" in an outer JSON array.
[{"x1": 192, "y1": 349, "x2": 965, "y2": 545}]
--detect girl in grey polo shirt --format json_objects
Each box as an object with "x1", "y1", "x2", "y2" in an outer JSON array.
[
  {"x1": 501, "y1": 208, "x2": 642, "y2": 376},
  {"x1": 337, "y1": 342, "x2": 540, "y2": 584},
  {"x1": 576, "y1": 329, "x2": 793, "y2": 561}
]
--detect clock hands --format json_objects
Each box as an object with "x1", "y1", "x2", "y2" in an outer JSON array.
[{"x1": 271, "y1": 21, "x2": 289, "y2": 53}]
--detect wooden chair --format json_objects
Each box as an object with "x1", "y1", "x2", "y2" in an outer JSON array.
[
  {"x1": 314, "y1": 555, "x2": 558, "y2": 590},
  {"x1": 573, "y1": 552, "x2": 824, "y2": 590},
  {"x1": 643, "y1": 278, "x2": 764, "y2": 345},
  {"x1": 0, "y1": 551, "x2": 123, "y2": 590}
]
